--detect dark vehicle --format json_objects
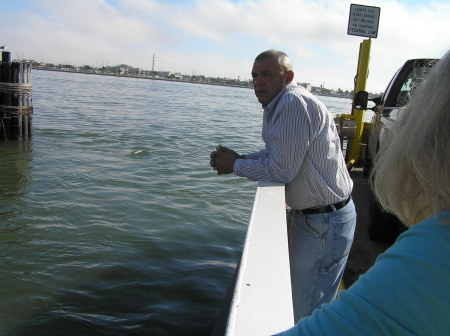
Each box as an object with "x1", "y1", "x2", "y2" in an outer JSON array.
[{"x1": 362, "y1": 58, "x2": 438, "y2": 242}]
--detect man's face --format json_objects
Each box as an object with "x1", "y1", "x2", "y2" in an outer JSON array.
[{"x1": 252, "y1": 58, "x2": 290, "y2": 106}]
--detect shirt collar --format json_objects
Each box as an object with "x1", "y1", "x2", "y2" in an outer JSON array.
[{"x1": 263, "y1": 83, "x2": 298, "y2": 110}]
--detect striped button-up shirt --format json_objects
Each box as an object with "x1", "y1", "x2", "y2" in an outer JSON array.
[{"x1": 234, "y1": 83, "x2": 353, "y2": 211}]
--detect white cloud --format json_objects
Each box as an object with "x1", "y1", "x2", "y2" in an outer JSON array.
[{"x1": 1, "y1": 0, "x2": 449, "y2": 92}]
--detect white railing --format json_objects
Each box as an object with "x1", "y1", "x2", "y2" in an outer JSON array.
[{"x1": 224, "y1": 181, "x2": 294, "y2": 336}]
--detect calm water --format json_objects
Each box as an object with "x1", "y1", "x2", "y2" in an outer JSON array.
[{"x1": 0, "y1": 71, "x2": 352, "y2": 336}]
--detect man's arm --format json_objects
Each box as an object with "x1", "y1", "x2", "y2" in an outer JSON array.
[{"x1": 235, "y1": 100, "x2": 311, "y2": 183}]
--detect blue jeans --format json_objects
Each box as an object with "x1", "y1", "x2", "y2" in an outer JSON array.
[{"x1": 288, "y1": 199, "x2": 356, "y2": 322}]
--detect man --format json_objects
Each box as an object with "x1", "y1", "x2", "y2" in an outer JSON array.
[{"x1": 210, "y1": 49, "x2": 356, "y2": 321}]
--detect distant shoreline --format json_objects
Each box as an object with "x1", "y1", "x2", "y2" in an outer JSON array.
[
  {"x1": 32, "y1": 68, "x2": 253, "y2": 89},
  {"x1": 32, "y1": 68, "x2": 351, "y2": 99}
]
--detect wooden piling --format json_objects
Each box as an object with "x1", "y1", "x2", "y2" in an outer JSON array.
[
  {"x1": 0, "y1": 50, "x2": 33, "y2": 141},
  {"x1": 11, "y1": 62, "x2": 22, "y2": 139}
]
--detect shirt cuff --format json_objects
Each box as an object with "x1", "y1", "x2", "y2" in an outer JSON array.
[{"x1": 234, "y1": 158, "x2": 243, "y2": 176}]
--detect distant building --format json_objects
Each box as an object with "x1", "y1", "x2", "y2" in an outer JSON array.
[{"x1": 298, "y1": 82, "x2": 312, "y2": 91}]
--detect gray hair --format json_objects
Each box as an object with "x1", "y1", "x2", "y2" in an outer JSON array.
[
  {"x1": 255, "y1": 49, "x2": 293, "y2": 73},
  {"x1": 371, "y1": 50, "x2": 450, "y2": 226}
]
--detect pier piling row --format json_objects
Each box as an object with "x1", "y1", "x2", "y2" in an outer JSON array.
[{"x1": 0, "y1": 51, "x2": 33, "y2": 141}]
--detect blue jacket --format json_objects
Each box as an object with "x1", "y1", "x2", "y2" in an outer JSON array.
[{"x1": 275, "y1": 212, "x2": 450, "y2": 336}]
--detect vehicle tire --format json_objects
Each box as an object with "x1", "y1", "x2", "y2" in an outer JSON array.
[
  {"x1": 368, "y1": 194, "x2": 407, "y2": 243},
  {"x1": 362, "y1": 147, "x2": 372, "y2": 178}
]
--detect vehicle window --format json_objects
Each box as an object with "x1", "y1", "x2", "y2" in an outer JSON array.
[
  {"x1": 396, "y1": 61, "x2": 436, "y2": 107},
  {"x1": 396, "y1": 77, "x2": 412, "y2": 107}
]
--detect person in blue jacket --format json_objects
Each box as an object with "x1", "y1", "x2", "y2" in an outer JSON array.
[{"x1": 274, "y1": 50, "x2": 450, "y2": 335}]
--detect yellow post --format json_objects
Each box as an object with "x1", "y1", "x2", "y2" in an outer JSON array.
[{"x1": 346, "y1": 38, "x2": 371, "y2": 169}]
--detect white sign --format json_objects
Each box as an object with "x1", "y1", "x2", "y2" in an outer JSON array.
[{"x1": 348, "y1": 4, "x2": 381, "y2": 38}]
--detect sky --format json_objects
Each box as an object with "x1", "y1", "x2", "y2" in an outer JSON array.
[{"x1": 1, "y1": 0, "x2": 449, "y2": 92}]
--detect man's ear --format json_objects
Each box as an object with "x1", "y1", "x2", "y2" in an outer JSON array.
[{"x1": 286, "y1": 70, "x2": 294, "y2": 84}]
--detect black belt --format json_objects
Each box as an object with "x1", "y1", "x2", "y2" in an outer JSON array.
[{"x1": 300, "y1": 197, "x2": 351, "y2": 215}]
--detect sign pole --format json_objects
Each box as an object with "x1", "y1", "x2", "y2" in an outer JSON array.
[
  {"x1": 344, "y1": 4, "x2": 380, "y2": 169},
  {"x1": 346, "y1": 38, "x2": 371, "y2": 168}
]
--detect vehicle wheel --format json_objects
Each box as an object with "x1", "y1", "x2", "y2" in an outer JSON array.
[
  {"x1": 362, "y1": 147, "x2": 372, "y2": 177},
  {"x1": 368, "y1": 194, "x2": 407, "y2": 243}
]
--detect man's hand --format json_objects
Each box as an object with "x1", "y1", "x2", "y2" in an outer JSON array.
[
  {"x1": 215, "y1": 145, "x2": 245, "y2": 159},
  {"x1": 210, "y1": 145, "x2": 244, "y2": 175}
]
